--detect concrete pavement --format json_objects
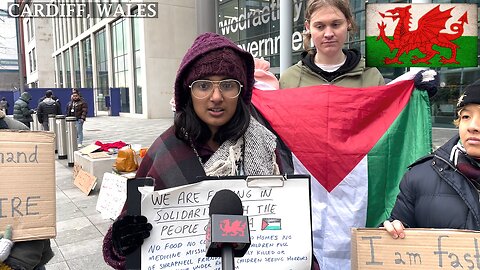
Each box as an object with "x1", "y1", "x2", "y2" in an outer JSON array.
[
  {"x1": 45, "y1": 116, "x2": 457, "y2": 269},
  {"x1": 47, "y1": 116, "x2": 172, "y2": 270}
]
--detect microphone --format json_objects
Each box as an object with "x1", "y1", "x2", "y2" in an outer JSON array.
[{"x1": 206, "y1": 189, "x2": 251, "y2": 270}]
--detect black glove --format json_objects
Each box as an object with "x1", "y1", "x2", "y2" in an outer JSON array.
[
  {"x1": 111, "y1": 215, "x2": 153, "y2": 256},
  {"x1": 414, "y1": 69, "x2": 439, "y2": 98}
]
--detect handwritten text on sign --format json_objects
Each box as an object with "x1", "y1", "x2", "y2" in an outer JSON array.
[
  {"x1": 352, "y1": 228, "x2": 480, "y2": 270},
  {"x1": 96, "y1": 172, "x2": 127, "y2": 220},
  {"x1": 0, "y1": 131, "x2": 56, "y2": 241},
  {"x1": 141, "y1": 178, "x2": 312, "y2": 270}
]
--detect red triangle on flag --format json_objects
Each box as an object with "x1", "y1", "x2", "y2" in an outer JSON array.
[
  {"x1": 261, "y1": 219, "x2": 268, "y2": 230},
  {"x1": 252, "y1": 80, "x2": 415, "y2": 192}
]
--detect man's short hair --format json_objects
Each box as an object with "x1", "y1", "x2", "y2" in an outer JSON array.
[{"x1": 45, "y1": 90, "x2": 53, "y2": 97}]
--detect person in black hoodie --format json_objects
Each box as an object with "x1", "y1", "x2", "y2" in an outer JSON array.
[
  {"x1": 36, "y1": 90, "x2": 61, "y2": 131},
  {"x1": 384, "y1": 79, "x2": 480, "y2": 239},
  {"x1": 0, "y1": 97, "x2": 9, "y2": 114}
]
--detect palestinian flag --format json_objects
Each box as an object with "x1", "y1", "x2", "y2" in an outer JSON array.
[
  {"x1": 252, "y1": 80, "x2": 432, "y2": 269},
  {"x1": 365, "y1": 3, "x2": 478, "y2": 67}
]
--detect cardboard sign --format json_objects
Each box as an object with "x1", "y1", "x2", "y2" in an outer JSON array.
[
  {"x1": 352, "y1": 228, "x2": 480, "y2": 269},
  {"x1": 140, "y1": 176, "x2": 312, "y2": 270},
  {"x1": 73, "y1": 163, "x2": 82, "y2": 179},
  {"x1": 96, "y1": 172, "x2": 127, "y2": 220},
  {"x1": 79, "y1": 144, "x2": 101, "y2": 155},
  {"x1": 74, "y1": 169, "x2": 97, "y2": 195},
  {"x1": 0, "y1": 130, "x2": 56, "y2": 241},
  {"x1": 87, "y1": 152, "x2": 111, "y2": 159}
]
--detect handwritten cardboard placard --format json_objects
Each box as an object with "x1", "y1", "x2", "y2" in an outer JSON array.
[
  {"x1": 73, "y1": 163, "x2": 82, "y2": 179},
  {"x1": 96, "y1": 172, "x2": 127, "y2": 220},
  {"x1": 352, "y1": 228, "x2": 480, "y2": 269},
  {"x1": 0, "y1": 130, "x2": 56, "y2": 241},
  {"x1": 74, "y1": 169, "x2": 97, "y2": 195},
  {"x1": 141, "y1": 177, "x2": 312, "y2": 270},
  {"x1": 87, "y1": 152, "x2": 111, "y2": 159},
  {"x1": 79, "y1": 144, "x2": 101, "y2": 155}
]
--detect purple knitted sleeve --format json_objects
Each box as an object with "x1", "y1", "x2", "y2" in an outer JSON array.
[{"x1": 102, "y1": 224, "x2": 126, "y2": 269}]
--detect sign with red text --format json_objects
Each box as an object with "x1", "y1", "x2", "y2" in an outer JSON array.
[
  {"x1": 141, "y1": 176, "x2": 312, "y2": 270},
  {"x1": 0, "y1": 131, "x2": 56, "y2": 241},
  {"x1": 352, "y1": 228, "x2": 480, "y2": 269}
]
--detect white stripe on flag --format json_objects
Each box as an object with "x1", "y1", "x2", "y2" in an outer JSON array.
[{"x1": 293, "y1": 154, "x2": 369, "y2": 270}]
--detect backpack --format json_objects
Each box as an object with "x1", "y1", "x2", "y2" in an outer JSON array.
[{"x1": 114, "y1": 146, "x2": 138, "y2": 172}]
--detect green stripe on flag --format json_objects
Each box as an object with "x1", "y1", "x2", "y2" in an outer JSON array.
[
  {"x1": 366, "y1": 90, "x2": 432, "y2": 227},
  {"x1": 366, "y1": 36, "x2": 478, "y2": 67}
]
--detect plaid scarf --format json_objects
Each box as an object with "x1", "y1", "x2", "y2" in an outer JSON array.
[
  {"x1": 450, "y1": 142, "x2": 480, "y2": 189},
  {"x1": 204, "y1": 118, "x2": 280, "y2": 176}
]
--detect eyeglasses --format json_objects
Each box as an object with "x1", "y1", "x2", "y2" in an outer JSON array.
[{"x1": 189, "y1": 79, "x2": 242, "y2": 99}]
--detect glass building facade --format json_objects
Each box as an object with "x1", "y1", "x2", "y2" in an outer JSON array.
[
  {"x1": 48, "y1": 0, "x2": 476, "y2": 120},
  {"x1": 49, "y1": 2, "x2": 197, "y2": 118},
  {"x1": 95, "y1": 29, "x2": 109, "y2": 112},
  {"x1": 111, "y1": 18, "x2": 130, "y2": 113},
  {"x1": 217, "y1": 0, "x2": 480, "y2": 127},
  {"x1": 52, "y1": 8, "x2": 145, "y2": 115}
]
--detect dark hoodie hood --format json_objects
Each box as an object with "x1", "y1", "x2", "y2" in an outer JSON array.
[
  {"x1": 301, "y1": 48, "x2": 361, "y2": 82},
  {"x1": 20, "y1": 92, "x2": 31, "y2": 102},
  {"x1": 42, "y1": 97, "x2": 56, "y2": 105}
]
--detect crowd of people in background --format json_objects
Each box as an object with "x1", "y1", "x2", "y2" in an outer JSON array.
[{"x1": 3, "y1": 88, "x2": 88, "y2": 149}]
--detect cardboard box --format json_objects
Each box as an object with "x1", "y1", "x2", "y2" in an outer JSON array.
[
  {"x1": 352, "y1": 228, "x2": 480, "y2": 269},
  {"x1": 0, "y1": 130, "x2": 56, "y2": 241},
  {"x1": 74, "y1": 151, "x2": 116, "y2": 187}
]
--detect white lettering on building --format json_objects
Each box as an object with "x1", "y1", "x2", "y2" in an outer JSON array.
[{"x1": 219, "y1": 0, "x2": 305, "y2": 57}]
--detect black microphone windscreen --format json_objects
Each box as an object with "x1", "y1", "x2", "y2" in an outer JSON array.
[{"x1": 208, "y1": 189, "x2": 243, "y2": 216}]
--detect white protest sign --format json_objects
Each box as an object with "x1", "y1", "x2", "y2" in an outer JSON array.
[
  {"x1": 96, "y1": 172, "x2": 127, "y2": 220},
  {"x1": 141, "y1": 177, "x2": 312, "y2": 270}
]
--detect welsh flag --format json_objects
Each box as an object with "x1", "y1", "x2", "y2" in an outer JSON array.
[
  {"x1": 252, "y1": 80, "x2": 432, "y2": 269},
  {"x1": 365, "y1": 3, "x2": 478, "y2": 67}
]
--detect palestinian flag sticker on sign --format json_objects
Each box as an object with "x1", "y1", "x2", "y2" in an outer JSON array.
[
  {"x1": 365, "y1": 3, "x2": 478, "y2": 67},
  {"x1": 261, "y1": 218, "x2": 282, "y2": 230}
]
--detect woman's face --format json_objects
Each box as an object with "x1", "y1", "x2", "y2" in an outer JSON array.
[
  {"x1": 191, "y1": 75, "x2": 240, "y2": 136},
  {"x1": 459, "y1": 104, "x2": 480, "y2": 159},
  {"x1": 305, "y1": 5, "x2": 350, "y2": 59}
]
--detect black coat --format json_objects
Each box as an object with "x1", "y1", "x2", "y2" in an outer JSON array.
[
  {"x1": 37, "y1": 98, "x2": 61, "y2": 123},
  {"x1": 13, "y1": 92, "x2": 33, "y2": 124},
  {"x1": 389, "y1": 135, "x2": 480, "y2": 230},
  {"x1": 65, "y1": 99, "x2": 88, "y2": 121}
]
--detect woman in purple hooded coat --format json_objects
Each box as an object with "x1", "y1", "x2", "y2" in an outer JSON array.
[{"x1": 102, "y1": 32, "x2": 284, "y2": 269}]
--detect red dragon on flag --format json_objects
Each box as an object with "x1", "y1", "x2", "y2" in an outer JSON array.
[
  {"x1": 377, "y1": 5, "x2": 467, "y2": 65},
  {"x1": 366, "y1": 4, "x2": 477, "y2": 67}
]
